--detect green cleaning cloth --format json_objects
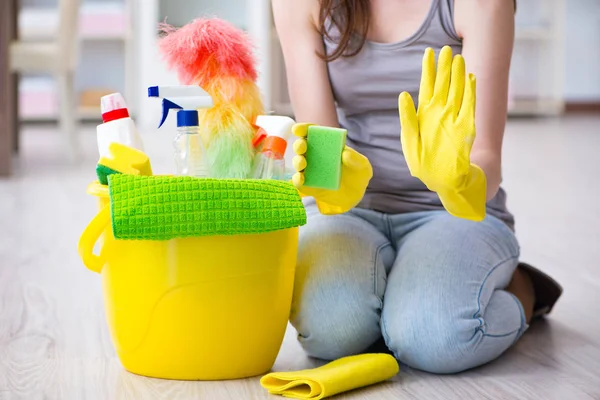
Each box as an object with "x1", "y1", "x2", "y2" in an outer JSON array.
[
  {"x1": 260, "y1": 353, "x2": 399, "y2": 400},
  {"x1": 108, "y1": 175, "x2": 307, "y2": 240}
]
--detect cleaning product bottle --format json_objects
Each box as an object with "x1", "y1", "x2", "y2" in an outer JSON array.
[
  {"x1": 148, "y1": 85, "x2": 214, "y2": 128},
  {"x1": 97, "y1": 93, "x2": 144, "y2": 157},
  {"x1": 251, "y1": 115, "x2": 295, "y2": 180},
  {"x1": 173, "y1": 110, "x2": 210, "y2": 177}
]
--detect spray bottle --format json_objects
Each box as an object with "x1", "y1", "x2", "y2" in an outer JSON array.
[
  {"x1": 97, "y1": 93, "x2": 144, "y2": 157},
  {"x1": 148, "y1": 85, "x2": 214, "y2": 128},
  {"x1": 148, "y1": 85, "x2": 215, "y2": 176},
  {"x1": 173, "y1": 110, "x2": 210, "y2": 177},
  {"x1": 250, "y1": 115, "x2": 295, "y2": 180}
]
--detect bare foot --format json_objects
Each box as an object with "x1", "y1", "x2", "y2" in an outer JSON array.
[{"x1": 506, "y1": 267, "x2": 535, "y2": 323}]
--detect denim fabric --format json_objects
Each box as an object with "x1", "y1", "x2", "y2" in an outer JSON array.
[{"x1": 290, "y1": 204, "x2": 527, "y2": 374}]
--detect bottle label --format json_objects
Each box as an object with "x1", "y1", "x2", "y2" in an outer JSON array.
[{"x1": 102, "y1": 108, "x2": 130, "y2": 123}]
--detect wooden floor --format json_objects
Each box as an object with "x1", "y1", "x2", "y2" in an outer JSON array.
[{"x1": 1, "y1": 116, "x2": 599, "y2": 399}]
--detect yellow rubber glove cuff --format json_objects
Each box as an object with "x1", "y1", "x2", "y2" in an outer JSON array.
[
  {"x1": 291, "y1": 123, "x2": 373, "y2": 215},
  {"x1": 260, "y1": 353, "x2": 399, "y2": 400},
  {"x1": 399, "y1": 46, "x2": 486, "y2": 221},
  {"x1": 437, "y1": 164, "x2": 486, "y2": 221}
]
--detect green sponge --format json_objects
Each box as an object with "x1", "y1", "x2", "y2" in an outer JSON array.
[
  {"x1": 96, "y1": 164, "x2": 121, "y2": 185},
  {"x1": 303, "y1": 126, "x2": 347, "y2": 190}
]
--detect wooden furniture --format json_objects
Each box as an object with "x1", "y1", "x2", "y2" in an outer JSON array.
[
  {"x1": 10, "y1": 0, "x2": 81, "y2": 160},
  {"x1": 18, "y1": 0, "x2": 135, "y2": 121},
  {"x1": 0, "y1": 0, "x2": 18, "y2": 176}
]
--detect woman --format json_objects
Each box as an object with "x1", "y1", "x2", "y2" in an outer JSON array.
[{"x1": 272, "y1": 0, "x2": 562, "y2": 374}]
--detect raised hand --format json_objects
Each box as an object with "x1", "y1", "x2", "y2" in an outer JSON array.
[{"x1": 399, "y1": 46, "x2": 487, "y2": 221}]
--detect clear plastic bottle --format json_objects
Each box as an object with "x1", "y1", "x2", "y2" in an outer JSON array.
[
  {"x1": 250, "y1": 116, "x2": 294, "y2": 180},
  {"x1": 173, "y1": 110, "x2": 210, "y2": 177},
  {"x1": 251, "y1": 143, "x2": 286, "y2": 180}
]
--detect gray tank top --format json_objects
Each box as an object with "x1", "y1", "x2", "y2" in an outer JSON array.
[{"x1": 322, "y1": 0, "x2": 515, "y2": 229}]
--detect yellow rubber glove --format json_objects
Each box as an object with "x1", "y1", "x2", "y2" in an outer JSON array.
[
  {"x1": 260, "y1": 353, "x2": 399, "y2": 400},
  {"x1": 399, "y1": 46, "x2": 487, "y2": 221},
  {"x1": 292, "y1": 123, "x2": 373, "y2": 215}
]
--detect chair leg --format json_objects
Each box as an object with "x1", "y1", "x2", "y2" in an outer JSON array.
[
  {"x1": 12, "y1": 72, "x2": 19, "y2": 153},
  {"x1": 56, "y1": 71, "x2": 79, "y2": 162}
]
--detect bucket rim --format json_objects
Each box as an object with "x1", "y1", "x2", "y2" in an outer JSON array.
[{"x1": 87, "y1": 181, "x2": 109, "y2": 198}]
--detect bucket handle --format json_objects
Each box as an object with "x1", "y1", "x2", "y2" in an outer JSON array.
[{"x1": 78, "y1": 204, "x2": 111, "y2": 273}]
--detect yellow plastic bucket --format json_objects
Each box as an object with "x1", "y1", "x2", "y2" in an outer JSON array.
[{"x1": 78, "y1": 181, "x2": 298, "y2": 380}]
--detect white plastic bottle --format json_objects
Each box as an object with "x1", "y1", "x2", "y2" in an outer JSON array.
[
  {"x1": 97, "y1": 93, "x2": 144, "y2": 157},
  {"x1": 173, "y1": 110, "x2": 210, "y2": 177},
  {"x1": 251, "y1": 116, "x2": 295, "y2": 180}
]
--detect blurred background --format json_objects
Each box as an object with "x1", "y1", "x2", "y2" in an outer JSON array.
[
  {"x1": 0, "y1": 1, "x2": 599, "y2": 398},
  {"x1": 2, "y1": 0, "x2": 598, "y2": 130}
]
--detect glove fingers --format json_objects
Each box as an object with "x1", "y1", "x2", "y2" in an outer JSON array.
[
  {"x1": 292, "y1": 172, "x2": 305, "y2": 188},
  {"x1": 292, "y1": 123, "x2": 312, "y2": 138},
  {"x1": 398, "y1": 92, "x2": 421, "y2": 172},
  {"x1": 447, "y1": 54, "x2": 466, "y2": 117},
  {"x1": 433, "y1": 46, "x2": 453, "y2": 104},
  {"x1": 293, "y1": 137, "x2": 308, "y2": 155},
  {"x1": 293, "y1": 155, "x2": 307, "y2": 172},
  {"x1": 418, "y1": 48, "x2": 436, "y2": 108}
]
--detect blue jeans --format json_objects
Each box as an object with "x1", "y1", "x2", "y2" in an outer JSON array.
[{"x1": 291, "y1": 204, "x2": 528, "y2": 374}]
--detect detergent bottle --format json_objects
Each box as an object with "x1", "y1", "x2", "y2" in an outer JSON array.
[
  {"x1": 97, "y1": 93, "x2": 144, "y2": 157},
  {"x1": 173, "y1": 110, "x2": 210, "y2": 177},
  {"x1": 251, "y1": 116, "x2": 295, "y2": 180}
]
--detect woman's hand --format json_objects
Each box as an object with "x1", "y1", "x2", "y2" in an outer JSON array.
[
  {"x1": 399, "y1": 46, "x2": 487, "y2": 221},
  {"x1": 292, "y1": 123, "x2": 373, "y2": 215}
]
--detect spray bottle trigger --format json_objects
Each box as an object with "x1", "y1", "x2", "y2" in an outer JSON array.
[{"x1": 158, "y1": 99, "x2": 184, "y2": 128}]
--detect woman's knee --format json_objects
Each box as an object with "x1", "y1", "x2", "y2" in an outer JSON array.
[
  {"x1": 381, "y1": 309, "x2": 483, "y2": 374},
  {"x1": 381, "y1": 302, "x2": 523, "y2": 374},
  {"x1": 292, "y1": 300, "x2": 382, "y2": 360},
  {"x1": 292, "y1": 211, "x2": 393, "y2": 360}
]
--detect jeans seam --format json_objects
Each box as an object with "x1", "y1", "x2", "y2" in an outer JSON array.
[
  {"x1": 472, "y1": 254, "x2": 520, "y2": 336},
  {"x1": 482, "y1": 327, "x2": 521, "y2": 338},
  {"x1": 380, "y1": 311, "x2": 400, "y2": 361},
  {"x1": 384, "y1": 214, "x2": 394, "y2": 247},
  {"x1": 373, "y1": 242, "x2": 392, "y2": 309}
]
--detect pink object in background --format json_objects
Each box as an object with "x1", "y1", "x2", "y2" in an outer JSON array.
[
  {"x1": 19, "y1": 78, "x2": 57, "y2": 118},
  {"x1": 19, "y1": 2, "x2": 128, "y2": 40},
  {"x1": 79, "y1": 13, "x2": 127, "y2": 37}
]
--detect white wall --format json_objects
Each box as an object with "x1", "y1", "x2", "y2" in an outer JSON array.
[{"x1": 563, "y1": 0, "x2": 600, "y2": 101}]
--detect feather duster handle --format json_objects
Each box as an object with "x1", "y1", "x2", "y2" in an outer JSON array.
[{"x1": 158, "y1": 18, "x2": 264, "y2": 179}]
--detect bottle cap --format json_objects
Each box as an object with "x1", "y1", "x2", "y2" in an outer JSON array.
[
  {"x1": 148, "y1": 86, "x2": 159, "y2": 97},
  {"x1": 101, "y1": 93, "x2": 130, "y2": 123},
  {"x1": 263, "y1": 136, "x2": 287, "y2": 156},
  {"x1": 177, "y1": 110, "x2": 199, "y2": 127},
  {"x1": 252, "y1": 128, "x2": 267, "y2": 148}
]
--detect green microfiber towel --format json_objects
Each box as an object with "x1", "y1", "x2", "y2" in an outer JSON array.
[
  {"x1": 96, "y1": 164, "x2": 121, "y2": 185},
  {"x1": 108, "y1": 175, "x2": 307, "y2": 240}
]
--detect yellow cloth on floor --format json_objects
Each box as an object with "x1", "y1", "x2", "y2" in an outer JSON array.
[
  {"x1": 398, "y1": 46, "x2": 487, "y2": 221},
  {"x1": 260, "y1": 354, "x2": 399, "y2": 400},
  {"x1": 291, "y1": 123, "x2": 373, "y2": 215}
]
